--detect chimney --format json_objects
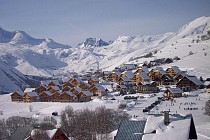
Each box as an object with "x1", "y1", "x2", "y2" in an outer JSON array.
[{"x1": 164, "y1": 111, "x2": 170, "y2": 125}]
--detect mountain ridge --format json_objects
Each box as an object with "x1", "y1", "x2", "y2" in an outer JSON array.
[{"x1": 0, "y1": 16, "x2": 210, "y2": 93}]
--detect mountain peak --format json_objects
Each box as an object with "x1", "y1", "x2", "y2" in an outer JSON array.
[{"x1": 78, "y1": 37, "x2": 109, "y2": 48}]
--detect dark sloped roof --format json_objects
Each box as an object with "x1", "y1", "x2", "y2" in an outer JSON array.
[
  {"x1": 9, "y1": 126, "x2": 33, "y2": 140},
  {"x1": 115, "y1": 119, "x2": 146, "y2": 140}
]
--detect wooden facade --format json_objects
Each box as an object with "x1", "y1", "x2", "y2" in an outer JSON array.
[
  {"x1": 88, "y1": 77, "x2": 99, "y2": 85},
  {"x1": 107, "y1": 72, "x2": 121, "y2": 82},
  {"x1": 35, "y1": 85, "x2": 47, "y2": 95},
  {"x1": 23, "y1": 92, "x2": 39, "y2": 102},
  {"x1": 60, "y1": 91, "x2": 75, "y2": 102},
  {"x1": 164, "y1": 88, "x2": 183, "y2": 100},
  {"x1": 166, "y1": 66, "x2": 181, "y2": 77},
  {"x1": 11, "y1": 92, "x2": 23, "y2": 102},
  {"x1": 176, "y1": 76, "x2": 203, "y2": 91},
  {"x1": 39, "y1": 91, "x2": 52, "y2": 102}
]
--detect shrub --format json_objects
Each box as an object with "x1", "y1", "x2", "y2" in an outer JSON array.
[{"x1": 205, "y1": 100, "x2": 210, "y2": 116}]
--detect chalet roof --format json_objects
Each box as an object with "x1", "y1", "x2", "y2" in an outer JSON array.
[
  {"x1": 48, "y1": 86, "x2": 60, "y2": 91},
  {"x1": 90, "y1": 76, "x2": 99, "y2": 81},
  {"x1": 140, "y1": 82, "x2": 151, "y2": 86},
  {"x1": 81, "y1": 91, "x2": 92, "y2": 96},
  {"x1": 74, "y1": 78, "x2": 83, "y2": 83},
  {"x1": 156, "y1": 67, "x2": 166, "y2": 75},
  {"x1": 121, "y1": 77, "x2": 132, "y2": 82},
  {"x1": 50, "y1": 80, "x2": 60, "y2": 85},
  {"x1": 123, "y1": 71, "x2": 134, "y2": 78},
  {"x1": 63, "y1": 91, "x2": 74, "y2": 96},
  {"x1": 95, "y1": 85, "x2": 106, "y2": 92},
  {"x1": 139, "y1": 72, "x2": 150, "y2": 80},
  {"x1": 9, "y1": 126, "x2": 33, "y2": 140},
  {"x1": 12, "y1": 91, "x2": 24, "y2": 96},
  {"x1": 74, "y1": 87, "x2": 82, "y2": 92},
  {"x1": 42, "y1": 91, "x2": 52, "y2": 96},
  {"x1": 143, "y1": 114, "x2": 197, "y2": 140},
  {"x1": 115, "y1": 119, "x2": 146, "y2": 140},
  {"x1": 187, "y1": 76, "x2": 203, "y2": 85},
  {"x1": 141, "y1": 67, "x2": 149, "y2": 73},
  {"x1": 168, "y1": 87, "x2": 183, "y2": 94},
  {"x1": 24, "y1": 88, "x2": 36, "y2": 93},
  {"x1": 114, "y1": 71, "x2": 121, "y2": 76},
  {"x1": 118, "y1": 85, "x2": 127, "y2": 89},
  {"x1": 204, "y1": 81, "x2": 210, "y2": 86},
  {"x1": 83, "y1": 81, "x2": 91, "y2": 87},
  {"x1": 26, "y1": 92, "x2": 38, "y2": 97},
  {"x1": 171, "y1": 66, "x2": 182, "y2": 73},
  {"x1": 124, "y1": 64, "x2": 136, "y2": 70}
]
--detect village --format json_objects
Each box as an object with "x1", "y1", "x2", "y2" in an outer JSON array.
[{"x1": 10, "y1": 64, "x2": 209, "y2": 103}]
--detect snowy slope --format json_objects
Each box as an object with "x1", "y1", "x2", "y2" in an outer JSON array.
[{"x1": 0, "y1": 59, "x2": 29, "y2": 93}]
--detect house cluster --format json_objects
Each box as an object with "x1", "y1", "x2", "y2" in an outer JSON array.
[
  {"x1": 115, "y1": 112, "x2": 197, "y2": 140},
  {"x1": 11, "y1": 77, "x2": 107, "y2": 103},
  {"x1": 103, "y1": 64, "x2": 204, "y2": 98},
  {"x1": 11, "y1": 63, "x2": 208, "y2": 102}
]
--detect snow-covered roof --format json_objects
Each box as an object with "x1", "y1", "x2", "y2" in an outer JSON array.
[
  {"x1": 42, "y1": 91, "x2": 52, "y2": 96},
  {"x1": 187, "y1": 76, "x2": 203, "y2": 85},
  {"x1": 50, "y1": 80, "x2": 60, "y2": 85},
  {"x1": 95, "y1": 85, "x2": 106, "y2": 92},
  {"x1": 63, "y1": 91, "x2": 74, "y2": 96},
  {"x1": 24, "y1": 88, "x2": 36, "y2": 92},
  {"x1": 46, "y1": 129, "x2": 57, "y2": 139},
  {"x1": 204, "y1": 81, "x2": 210, "y2": 86},
  {"x1": 121, "y1": 77, "x2": 132, "y2": 82},
  {"x1": 49, "y1": 86, "x2": 60, "y2": 91},
  {"x1": 168, "y1": 87, "x2": 183, "y2": 94},
  {"x1": 123, "y1": 71, "x2": 134, "y2": 78},
  {"x1": 41, "y1": 80, "x2": 50, "y2": 86},
  {"x1": 26, "y1": 92, "x2": 38, "y2": 97},
  {"x1": 90, "y1": 76, "x2": 99, "y2": 81},
  {"x1": 113, "y1": 71, "x2": 121, "y2": 76},
  {"x1": 140, "y1": 72, "x2": 150, "y2": 80},
  {"x1": 142, "y1": 67, "x2": 149, "y2": 73},
  {"x1": 74, "y1": 87, "x2": 82, "y2": 92},
  {"x1": 81, "y1": 91, "x2": 92, "y2": 96},
  {"x1": 118, "y1": 85, "x2": 127, "y2": 88},
  {"x1": 143, "y1": 114, "x2": 194, "y2": 140},
  {"x1": 171, "y1": 66, "x2": 182, "y2": 73}
]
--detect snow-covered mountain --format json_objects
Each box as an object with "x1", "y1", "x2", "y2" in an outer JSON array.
[
  {"x1": 0, "y1": 59, "x2": 29, "y2": 93},
  {"x1": 0, "y1": 16, "x2": 210, "y2": 93}
]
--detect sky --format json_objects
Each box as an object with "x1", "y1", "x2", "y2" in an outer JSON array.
[{"x1": 0, "y1": 0, "x2": 210, "y2": 46}]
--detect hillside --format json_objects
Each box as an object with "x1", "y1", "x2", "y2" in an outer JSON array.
[{"x1": 0, "y1": 16, "x2": 210, "y2": 92}]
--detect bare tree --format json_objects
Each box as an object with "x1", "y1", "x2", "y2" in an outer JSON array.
[
  {"x1": 205, "y1": 100, "x2": 210, "y2": 116},
  {"x1": 31, "y1": 129, "x2": 49, "y2": 140},
  {"x1": 0, "y1": 119, "x2": 9, "y2": 140}
]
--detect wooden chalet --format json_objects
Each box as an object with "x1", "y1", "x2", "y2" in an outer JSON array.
[
  {"x1": 137, "y1": 82, "x2": 159, "y2": 93},
  {"x1": 62, "y1": 86, "x2": 71, "y2": 92},
  {"x1": 39, "y1": 91, "x2": 52, "y2": 102},
  {"x1": 23, "y1": 92, "x2": 39, "y2": 102},
  {"x1": 11, "y1": 91, "x2": 24, "y2": 102},
  {"x1": 149, "y1": 67, "x2": 166, "y2": 81},
  {"x1": 79, "y1": 91, "x2": 92, "y2": 102},
  {"x1": 70, "y1": 87, "x2": 82, "y2": 95},
  {"x1": 164, "y1": 87, "x2": 183, "y2": 99},
  {"x1": 51, "y1": 91, "x2": 61, "y2": 102},
  {"x1": 107, "y1": 72, "x2": 121, "y2": 82},
  {"x1": 118, "y1": 77, "x2": 132, "y2": 86},
  {"x1": 79, "y1": 82, "x2": 90, "y2": 90},
  {"x1": 174, "y1": 73, "x2": 189, "y2": 83},
  {"x1": 88, "y1": 77, "x2": 99, "y2": 85},
  {"x1": 160, "y1": 74, "x2": 174, "y2": 85},
  {"x1": 60, "y1": 91, "x2": 75, "y2": 102},
  {"x1": 40, "y1": 80, "x2": 50, "y2": 86},
  {"x1": 35, "y1": 85, "x2": 47, "y2": 95},
  {"x1": 120, "y1": 71, "x2": 134, "y2": 79},
  {"x1": 63, "y1": 81, "x2": 75, "y2": 88},
  {"x1": 166, "y1": 66, "x2": 182, "y2": 77},
  {"x1": 176, "y1": 76, "x2": 203, "y2": 91},
  {"x1": 26, "y1": 128, "x2": 69, "y2": 140},
  {"x1": 71, "y1": 78, "x2": 83, "y2": 86},
  {"x1": 134, "y1": 67, "x2": 149, "y2": 74},
  {"x1": 48, "y1": 86, "x2": 60, "y2": 93},
  {"x1": 89, "y1": 85, "x2": 107, "y2": 96},
  {"x1": 116, "y1": 85, "x2": 127, "y2": 91},
  {"x1": 48, "y1": 80, "x2": 60, "y2": 87},
  {"x1": 204, "y1": 81, "x2": 210, "y2": 93},
  {"x1": 131, "y1": 72, "x2": 150, "y2": 84}
]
